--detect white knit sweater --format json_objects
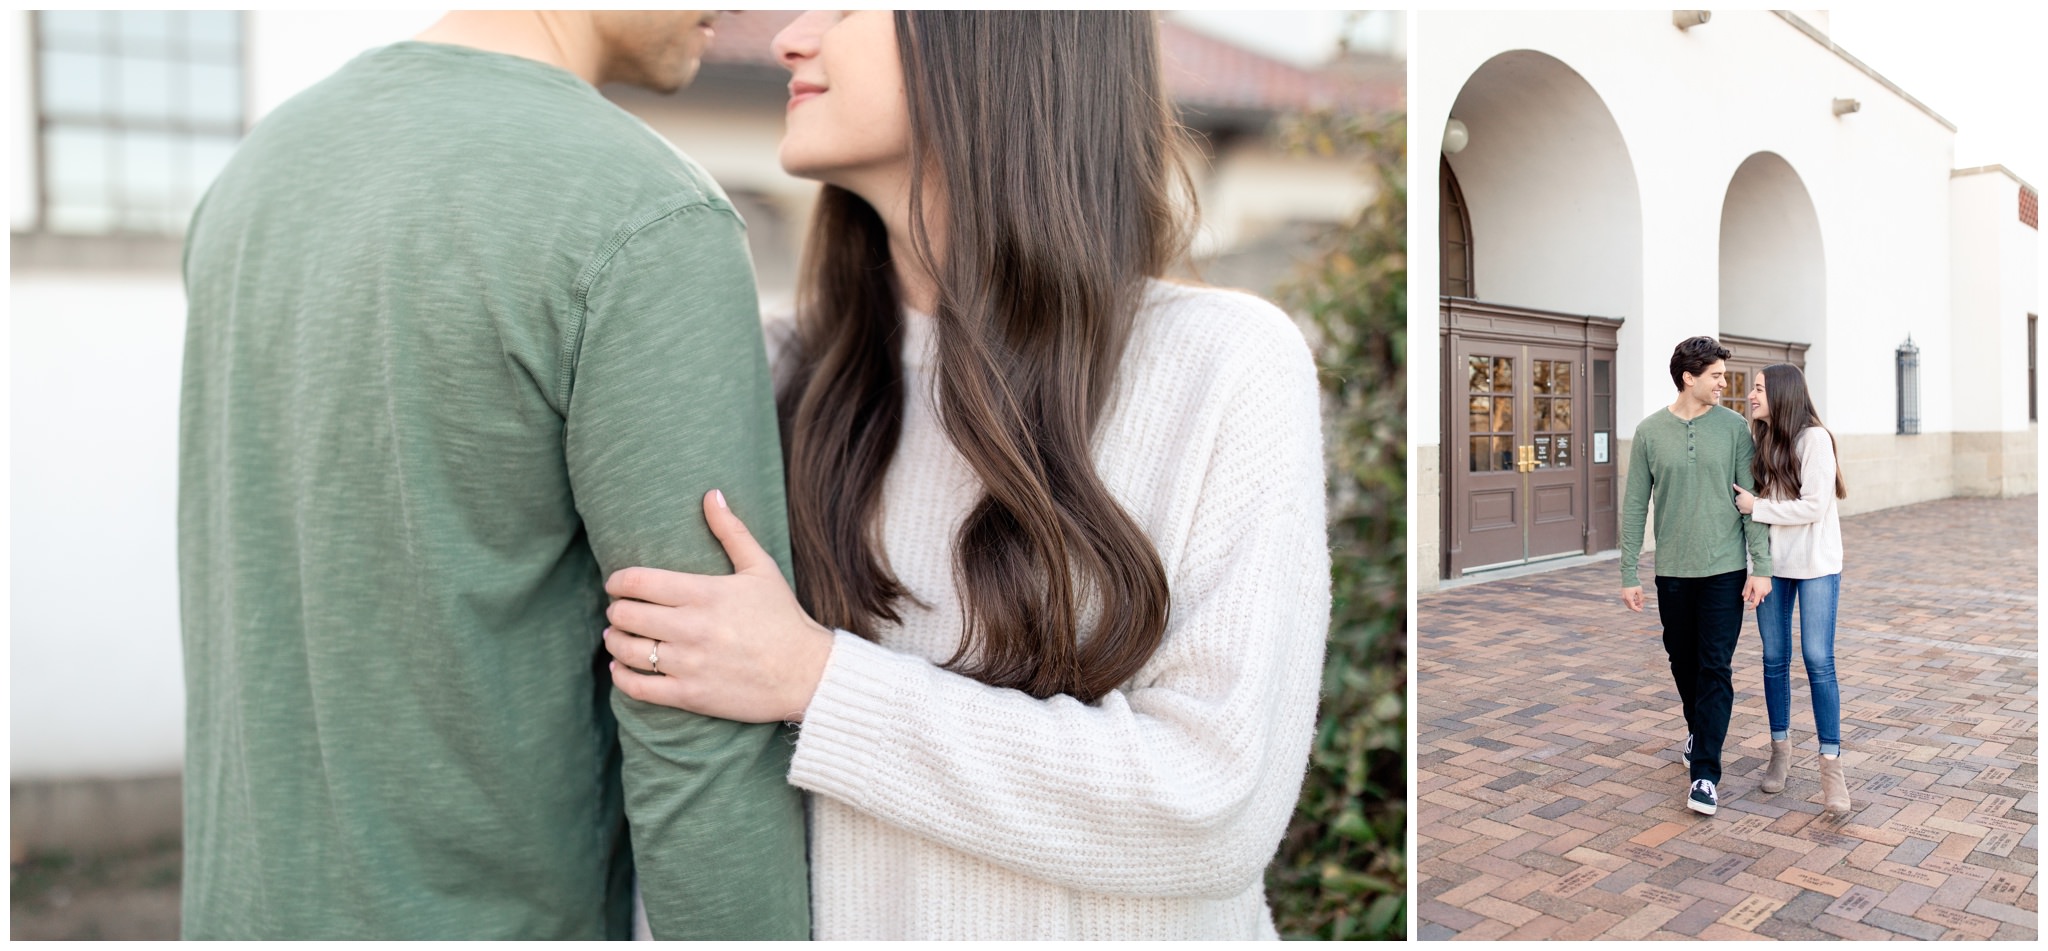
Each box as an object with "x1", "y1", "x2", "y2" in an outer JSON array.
[
  {"x1": 770, "y1": 280, "x2": 1331, "y2": 939},
  {"x1": 1748, "y1": 425, "x2": 1844, "y2": 579}
]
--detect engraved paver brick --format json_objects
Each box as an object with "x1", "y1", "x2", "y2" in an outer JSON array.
[
  {"x1": 1824, "y1": 882, "x2": 1888, "y2": 923},
  {"x1": 1417, "y1": 496, "x2": 2038, "y2": 939},
  {"x1": 1776, "y1": 867, "x2": 1853, "y2": 897},
  {"x1": 1915, "y1": 904, "x2": 1999, "y2": 938}
]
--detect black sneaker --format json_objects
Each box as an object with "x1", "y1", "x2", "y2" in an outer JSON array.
[{"x1": 1688, "y1": 778, "x2": 1719, "y2": 816}]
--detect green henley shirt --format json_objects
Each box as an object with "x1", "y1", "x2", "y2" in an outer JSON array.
[
  {"x1": 178, "y1": 42, "x2": 806, "y2": 939},
  {"x1": 1618, "y1": 405, "x2": 1772, "y2": 588}
]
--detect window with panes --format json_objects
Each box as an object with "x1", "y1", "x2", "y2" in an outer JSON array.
[{"x1": 34, "y1": 10, "x2": 245, "y2": 235}]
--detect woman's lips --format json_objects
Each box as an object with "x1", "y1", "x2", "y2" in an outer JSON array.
[{"x1": 788, "y1": 82, "x2": 825, "y2": 110}]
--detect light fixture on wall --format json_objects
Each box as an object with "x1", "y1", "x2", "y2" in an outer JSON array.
[
  {"x1": 1672, "y1": 11, "x2": 1711, "y2": 30},
  {"x1": 1833, "y1": 98, "x2": 1861, "y2": 116},
  {"x1": 1443, "y1": 118, "x2": 1469, "y2": 154}
]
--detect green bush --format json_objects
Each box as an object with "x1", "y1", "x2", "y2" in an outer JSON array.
[{"x1": 1265, "y1": 109, "x2": 1408, "y2": 941}]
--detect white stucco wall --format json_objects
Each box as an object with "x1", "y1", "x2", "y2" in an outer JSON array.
[
  {"x1": 1720, "y1": 151, "x2": 1829, "y2": 410},
  {"x1": 1948, "y1": 169, "x2": 2041, "y2": 433},
  {"x1": 1415, "y1": 10, "x2": 1966, "y2": 449},
  {"x1": 10, "y1": 277, "x2": 190, "y2": 778}
]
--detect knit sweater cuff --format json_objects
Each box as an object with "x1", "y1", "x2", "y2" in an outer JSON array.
[{"x1": 789, "y1": 630, "x2": 905, "y2": 803}]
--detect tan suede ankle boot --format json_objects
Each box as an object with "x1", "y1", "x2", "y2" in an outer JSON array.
[
  {"x1": 1761, "y1": 739, "x2": 1791, "y2": 793},
  {"x1": 1818, "y1": 754, "x2": 1851, "y2": 812}
]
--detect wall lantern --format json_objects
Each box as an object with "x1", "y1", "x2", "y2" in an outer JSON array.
[
  {"x1": 1672, "y1": 11, "x2": 1711, "y2": 30},
  {"x1": 1896, "y1": 335, "x2": 1920, "y2": 435},
  {"x1": 1833, "y1": 98, "x2": 1862, "y2": 116},
  {"x1": 1443, "y1": 118, "x2": 1470, "y2": 154}
]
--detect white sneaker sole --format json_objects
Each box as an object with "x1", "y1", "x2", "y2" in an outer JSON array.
[{"x1": 1687, "y1": 797, "x2": 1717, "y2": 816}]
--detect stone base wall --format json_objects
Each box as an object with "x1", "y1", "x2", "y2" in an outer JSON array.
[
  {"x1": 11, "y1": 774, "x2": 181, "y2": 860},
  {"x1": 1836, "y1": 433, "x2": 1959, "y2": 516},
  {"x1": 1417, "y1": 444, "x2": 1441, "y2": 595},
  {"x1": 1949, "y1": 428, "x2": 2039, "y2": 499}
]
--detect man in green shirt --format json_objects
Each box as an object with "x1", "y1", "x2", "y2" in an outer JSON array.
[
  {"x1": 179, "y1": 11, "x2": 806, "y2": 938},
  {"x1": 1617, "y1": 336, "x2": 1772, "y2": 816}
]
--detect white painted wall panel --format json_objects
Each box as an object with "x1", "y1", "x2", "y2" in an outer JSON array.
[{"x1": 10, "y1": 276, "x2": 189, "y2": 778}]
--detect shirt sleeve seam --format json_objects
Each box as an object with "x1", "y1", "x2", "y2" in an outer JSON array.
[{"x1": 556, "y1": 198, "x2": 745, "y2": 408}]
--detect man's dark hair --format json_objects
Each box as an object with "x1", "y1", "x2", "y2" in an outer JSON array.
[{"x1": 1669, "y1": 335, "x2": 1731, "y2": 389}]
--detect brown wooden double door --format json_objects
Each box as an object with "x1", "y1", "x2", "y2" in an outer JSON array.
[
  {"x1": 1441, "y1": 300, "x2": 1621, "y2": 578},
  {"x1": 1453, "y1": 340, "x2": 1589, "y2": 571}
]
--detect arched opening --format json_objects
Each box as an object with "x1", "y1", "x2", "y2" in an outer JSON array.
[
  {"x1": 1718, "y1": 151, "x2": 1826, "y2": 416},
  {"x1": 1443, "y1": 50, "x2": 1643, "y2": 319},
  {"x1": 1438, "y1": 50, "x2": 1643, "y2": 578}
]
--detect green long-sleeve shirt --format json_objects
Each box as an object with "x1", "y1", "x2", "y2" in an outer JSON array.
[
  {"x1": 179, "y1": 42, "x2": 806, "y2": 939},
  {"x1": 1618, "y1": 405, "x2": 1772, "y2": 587}
]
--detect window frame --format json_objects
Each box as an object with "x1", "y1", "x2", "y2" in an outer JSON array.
[{"x1": 28, "y1": 10, "x2": 251, "y2": 239}]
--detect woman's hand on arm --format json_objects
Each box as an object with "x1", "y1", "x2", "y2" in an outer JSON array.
[
  {"x1": 1732, "y1": 482, "x2": 1756, "y2": 514},
  {"x1": 602, "y1": 490, "x2": 836, "y2": 724}
]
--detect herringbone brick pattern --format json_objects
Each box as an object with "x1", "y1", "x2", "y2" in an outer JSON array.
[{"x1": 1418, "y1": 496, "x2": 2038, "y2": 940}]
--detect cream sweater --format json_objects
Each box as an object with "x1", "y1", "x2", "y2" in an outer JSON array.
[
  {"x1": 1748, "y1": 426, "x2": 1844, "y2": 579},
  {"x1": 773, "y1": 280, "x2": 1331, "y2": 939}
]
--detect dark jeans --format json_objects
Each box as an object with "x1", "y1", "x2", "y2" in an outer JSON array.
[{"x1": 1655, "y1": 569, "x2": 1746, "y2": 783}]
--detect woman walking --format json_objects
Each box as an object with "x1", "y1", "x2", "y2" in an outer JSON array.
[{"x1": 1733, "y1": 363, "x2": 1851, "y2": 813}]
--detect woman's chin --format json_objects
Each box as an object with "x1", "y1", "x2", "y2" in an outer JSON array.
[{"x1": 776, "y1": 148, "x2": 833, "y2": 185}]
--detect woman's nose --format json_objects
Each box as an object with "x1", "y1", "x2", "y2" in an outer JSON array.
[{"x1": 771, "y1": 11, "x2": 830, "y2": 68}]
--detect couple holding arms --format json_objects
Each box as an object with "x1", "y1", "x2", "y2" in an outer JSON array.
[
  {"x1": 1620, "y1": 336, "x2": 1853, "y2": 818},
  {"x1": 178, "y1": 10, "x2": 1329, "y2": 941}
]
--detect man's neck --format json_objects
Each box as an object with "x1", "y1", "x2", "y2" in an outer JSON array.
[
  {"x1": 1667, "y1": 394, "x2": 1715, "y2": 421},
  {"x1": 413, "y1": 12, "x2": 603, "y2": 86}
]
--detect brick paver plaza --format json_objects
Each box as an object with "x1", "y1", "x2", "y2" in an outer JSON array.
[{"x1": 1418, "y1": 496, "x2": 2038, "y2": 940}]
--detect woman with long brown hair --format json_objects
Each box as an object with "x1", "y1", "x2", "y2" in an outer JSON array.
[
  {"x1": 597, "y1": 10, "x2": 1329, "y2": 939},
  {"x1": 1732, "y1": 363, "x2": 1850, "y2": 813}
]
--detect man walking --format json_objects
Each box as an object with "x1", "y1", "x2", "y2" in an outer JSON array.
[
  {"x1": 179, "y1": 12, "x2": 805, "y2": 938},
  {"x1": 1618, "y1": 336, "x2": 1772, "y2": 816}
]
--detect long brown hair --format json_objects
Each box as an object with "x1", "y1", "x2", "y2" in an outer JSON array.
[
  {"x1": 776, "y1": 12, "x2": 1196, "y2": 703},
  {"x1": 1751, "y1": 363, "x2": 1847, "y2": 501}
]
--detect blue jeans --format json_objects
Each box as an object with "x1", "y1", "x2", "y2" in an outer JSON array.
[{"x1": 1754, "y1": 574, "x2": 1842, "y2": 754}]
